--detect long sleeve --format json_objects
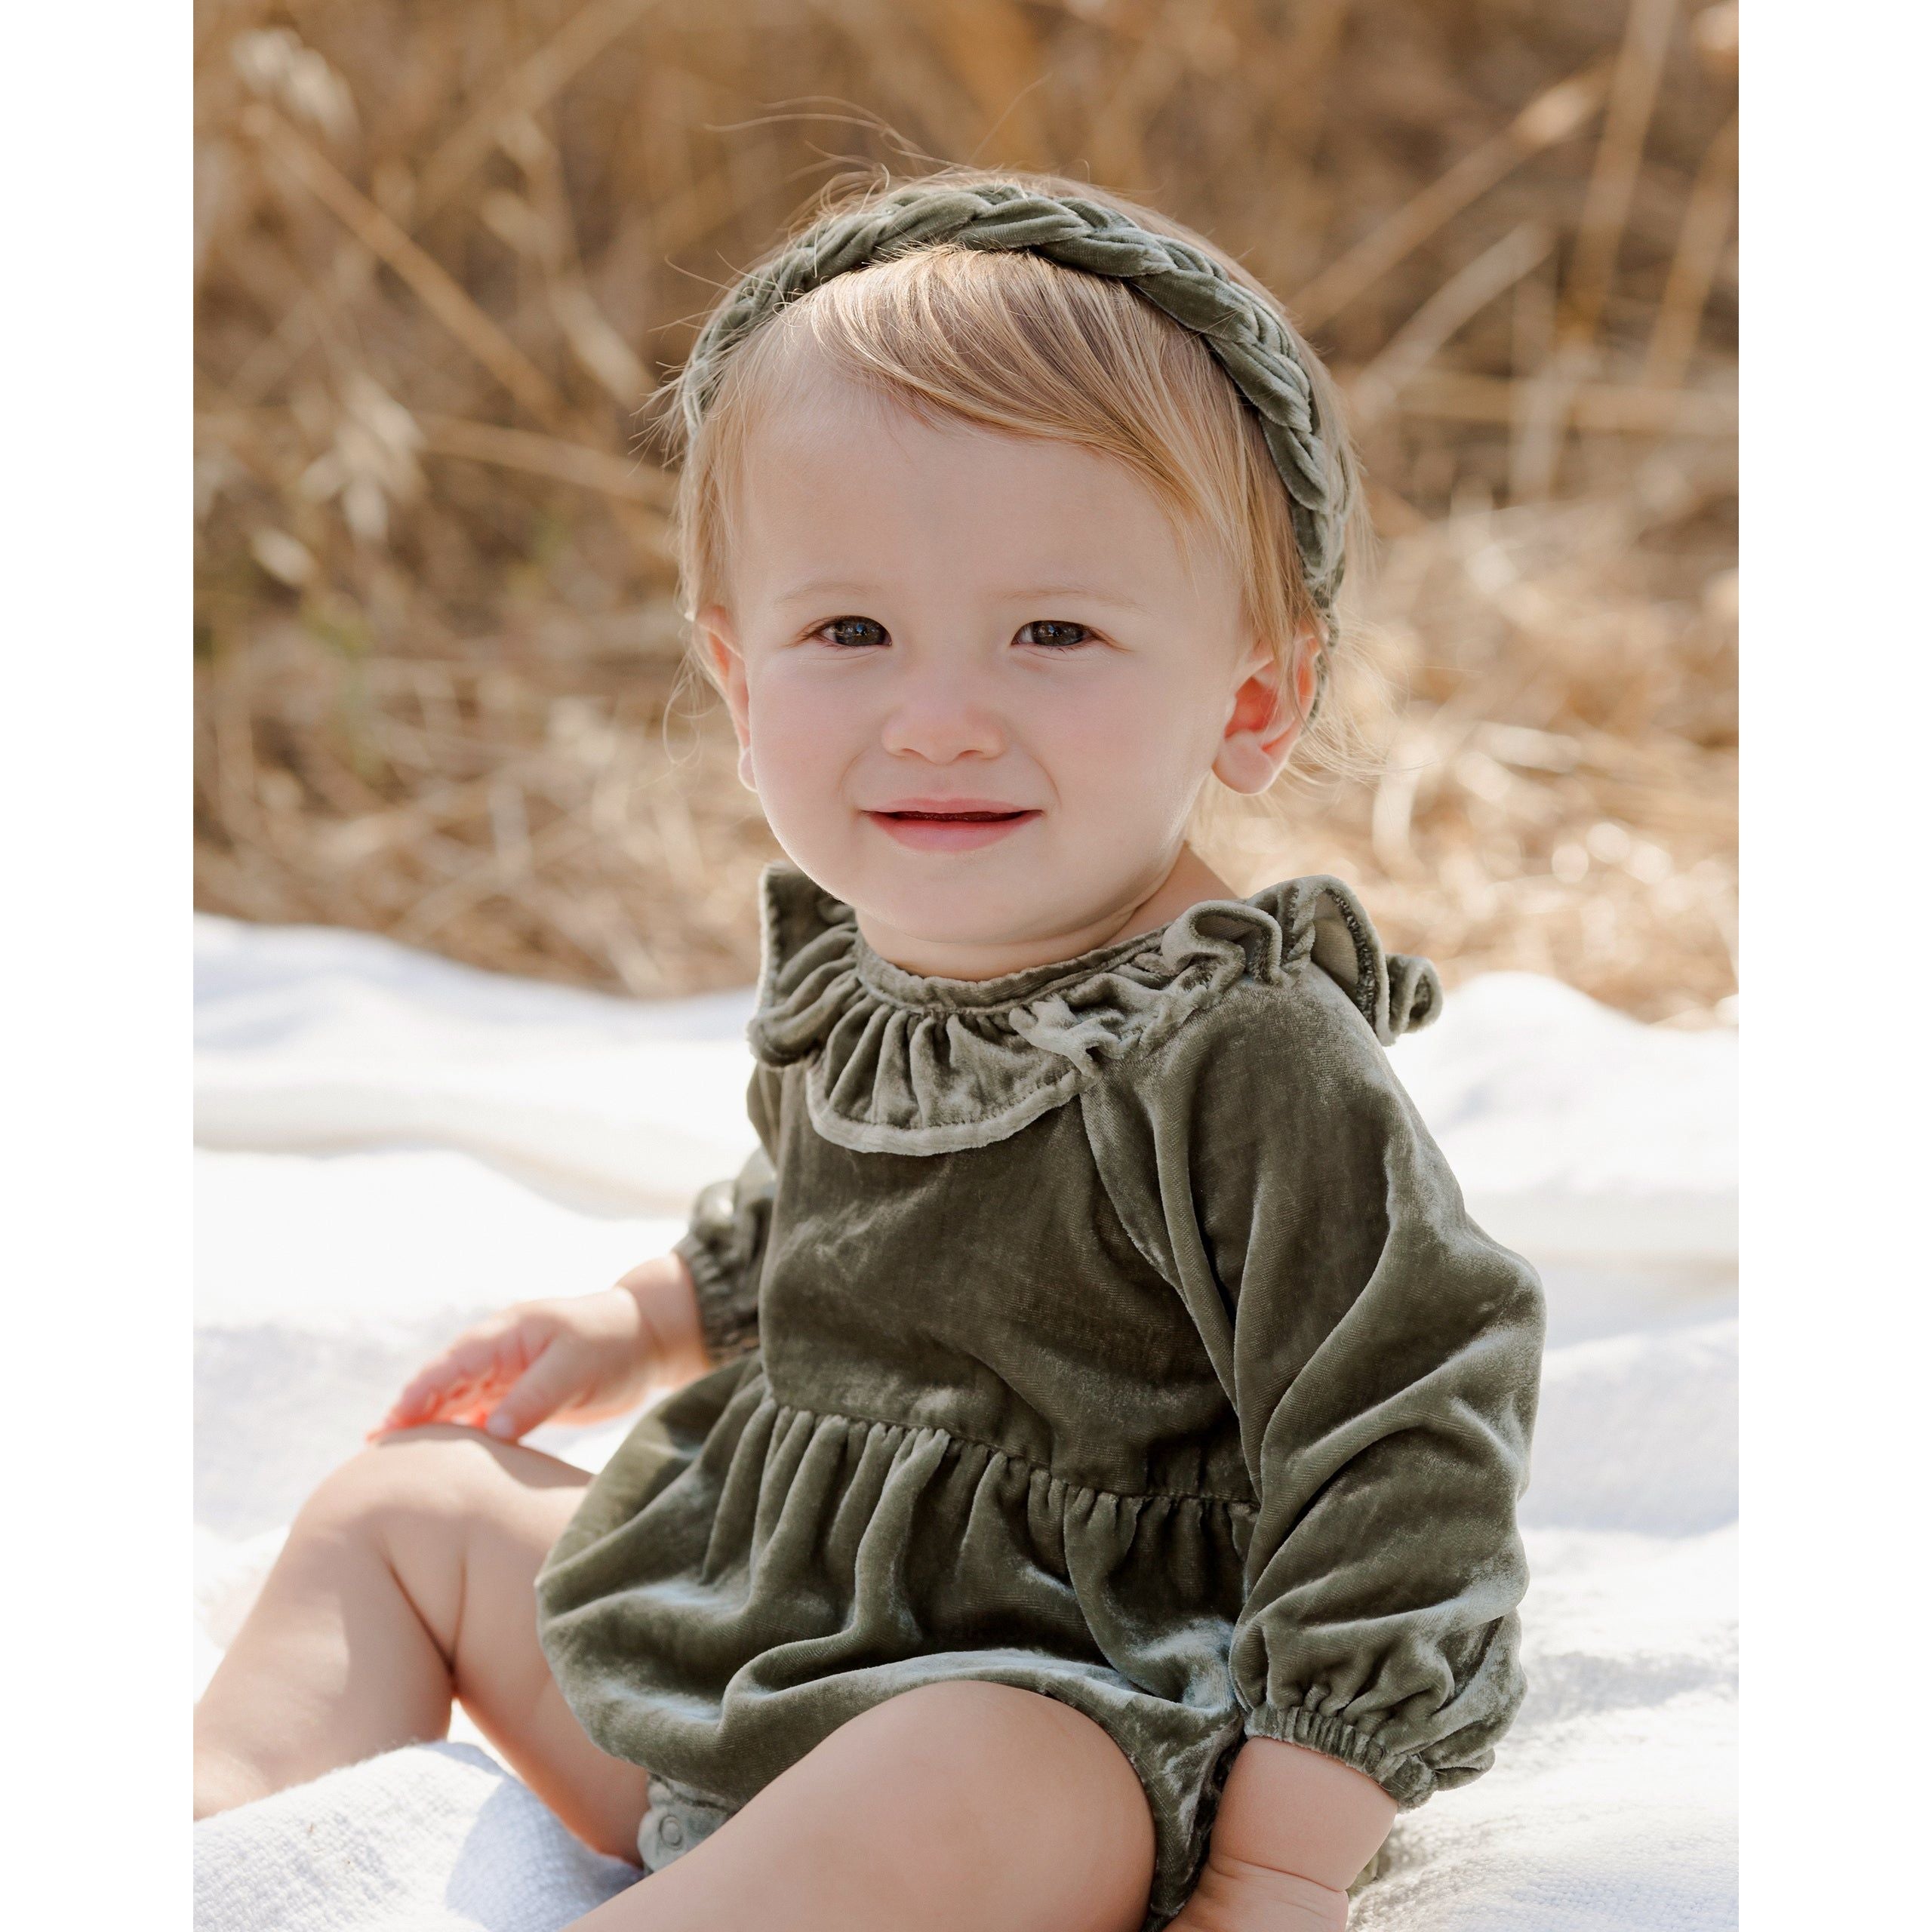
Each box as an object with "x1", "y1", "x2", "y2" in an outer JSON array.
[
  {"x1": 1097, "y1": 965, "x2": 1546, "y2": 1810},
  {"x1": 673, "y1": 1064, "x2": 780, "y2": 1365}
]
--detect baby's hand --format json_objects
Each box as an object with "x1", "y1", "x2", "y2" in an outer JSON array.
[
  {"x1": 371, "y1": 1253, "x2": 710, "y2": 1443},
  {"x1": 1167, "y1": 1850, "x2": 1351, "y2": 1932}
]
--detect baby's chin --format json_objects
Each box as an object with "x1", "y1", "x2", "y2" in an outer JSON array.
[{"x1": 777, "y1": 836, "x2": 1138, "y2": 970}]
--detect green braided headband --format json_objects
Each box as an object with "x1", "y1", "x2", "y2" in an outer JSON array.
[{"x1": 681, "y1": 177, "x2": 1352, "y2": 718}]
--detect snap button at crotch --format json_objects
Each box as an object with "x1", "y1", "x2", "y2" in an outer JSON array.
[{"x1": 637, "y1": 1773, "x2": 737, "y2": 1875}]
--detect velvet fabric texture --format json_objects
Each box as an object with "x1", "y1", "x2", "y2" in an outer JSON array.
[{"x1": 535, "y1": 864, "x2": 1546, "y2": 1928}]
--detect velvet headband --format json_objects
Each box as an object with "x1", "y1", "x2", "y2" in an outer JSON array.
[{"x1": 678, "y1": 179, "x2": 1354, "y2": 719}]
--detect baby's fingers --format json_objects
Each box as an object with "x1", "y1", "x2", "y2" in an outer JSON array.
[
  {"x1": 377, "y1": 1327, "x2": 523, "y2": 1434},
  {"x1": 380, "y1": 1359, "x2": 483, "y2": 1430},
  {"x1": 482, "y1": 1342, "x2": 586, "y2": 1442}
]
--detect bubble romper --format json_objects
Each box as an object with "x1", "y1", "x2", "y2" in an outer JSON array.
[{"x1": 535, "y1": 863, "x2": 1546, "y2": 1928}]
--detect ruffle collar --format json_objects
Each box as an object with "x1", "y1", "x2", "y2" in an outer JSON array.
[{"x1": 746, "y1": 863, "x2": 1440, "y2": 1155}]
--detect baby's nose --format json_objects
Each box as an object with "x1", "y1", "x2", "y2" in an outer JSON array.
[{"x1": 878, "y1": 672, "x2": 1008, "y2": 763}]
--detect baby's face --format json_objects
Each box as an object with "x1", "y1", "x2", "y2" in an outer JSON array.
[{"x1": 703, "y1": 369, "x2": 1286, "y2": 974}]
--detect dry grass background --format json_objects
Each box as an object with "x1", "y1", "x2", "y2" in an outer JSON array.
[{"x1": 193, "y1": 0, "x2": 1737, "y2": 1023}]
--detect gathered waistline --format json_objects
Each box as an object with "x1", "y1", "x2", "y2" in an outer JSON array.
[{"x1": 750, "y1": 1377, "x2": 1258, "y2": 1513}]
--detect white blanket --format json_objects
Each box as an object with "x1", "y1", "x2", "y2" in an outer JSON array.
[
  {"x1": 194, "y1": 914, "x2": 1737, "y2": 1930},
  {"x1": 195, "y1": 1744, "x2": 637, "y2": 1932}
]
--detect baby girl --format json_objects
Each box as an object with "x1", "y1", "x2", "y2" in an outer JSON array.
[{"x1": 195, "y1": 168, "x2": 1546, "y2": 1932}]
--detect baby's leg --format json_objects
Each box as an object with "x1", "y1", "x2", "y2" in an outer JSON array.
[
  {"x1": 194, "y1": 1423, "x2": 651, "y2": 1861},
  {"x1": 572, "y1": 1680, "x2": 1157, "y2": 1932}
]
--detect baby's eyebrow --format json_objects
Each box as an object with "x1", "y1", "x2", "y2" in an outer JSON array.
[
  {"x1": 769, "y1": 575, "x2": 884, "y2": 606},
  {"x1": 1009, "y1": 583, "x2": 1149, "y2": 613},
  {"x1": 769, "y1": 575, "x2": 1148, "y2": 614}
]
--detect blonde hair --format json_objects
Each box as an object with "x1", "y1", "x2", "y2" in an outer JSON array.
[{"x1": 651, "y1": 165, "x2": 1375, "y2": 777}]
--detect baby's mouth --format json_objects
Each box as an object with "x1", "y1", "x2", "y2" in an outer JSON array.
[{"x1": 863, "y1": 804, "x2": 1041, "y2": 851}]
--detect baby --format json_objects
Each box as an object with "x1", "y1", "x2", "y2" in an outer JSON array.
[{"x1": 195, "y1": 169, "x2": 1546, "y2": 1932}]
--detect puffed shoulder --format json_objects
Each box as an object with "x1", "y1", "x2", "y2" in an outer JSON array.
[{"x1": 744, "y1": 863, "x2": 1440, "y2": 1158}]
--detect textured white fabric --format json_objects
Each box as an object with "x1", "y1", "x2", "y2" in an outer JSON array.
[
  {"x1": 194, "y1": 914, "x2": 1736, "y2": 1930},
  {"x1": 193, "y1": 1743, "x2": 637, "y2": 1931}
]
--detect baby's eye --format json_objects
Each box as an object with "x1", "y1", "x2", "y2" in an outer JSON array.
[
  {"x1": 815, "y1": 616, "x2": 890, "y2": 649},
  {"x1": 1017, "y1": 620, "x2": 1094, "y2": 651}
]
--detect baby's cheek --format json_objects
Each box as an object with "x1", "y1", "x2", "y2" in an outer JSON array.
[
  {"x1": 745, "y1": 681, "x2": 861, "y2": 844},
  {"x1": 1037, "y1": 689, "x2": 1207, "y2": 826}
]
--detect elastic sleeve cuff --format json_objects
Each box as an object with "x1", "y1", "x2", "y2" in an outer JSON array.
[
  {"x1": 675, "y1": 1229, "x2": 760, "y2": 1365},
  {"x1": 1242, "y1": 1702, "x2": 1437, "y2": 1810}
]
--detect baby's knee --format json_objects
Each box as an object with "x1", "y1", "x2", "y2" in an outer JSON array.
[
  {"x1": 873, "y1": 1678, "x2": 1106, "y2": 1759},
  {"x1": 292, "y1": 1424, "x2": 508, "y2": 1555},
  {"x1": 837, "y1": 1682, "x2": 1154, "y2": 1925},
  {"x1": 863, "y1": 1680, "x2": 1152, "y2": 1837}
]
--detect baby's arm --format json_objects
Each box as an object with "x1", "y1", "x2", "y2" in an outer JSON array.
[
  {"x1": 380, "y1": 1078, "x2": 780, "y2": 1438},
  {"x1": 1097, "y1": 964, "x2": 1544, "y2": 1924},
  {"x1": 374, "y1": 1251, "x2": 712, "y2": 1441},
  {"x1": 1172, "y1": 1740, "x2": 1395, "y2": 1930}
]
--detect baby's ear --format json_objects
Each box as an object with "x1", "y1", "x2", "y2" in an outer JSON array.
[
  {"x1": 1213, "y1": 628, "x2": 1319, "y2": 795},
  {"x1": 697, "y1": 605, "x2": 743, "y2": 706},
  {"x1": 696, "y1": 606, "x2": 757, "y2": 792}
]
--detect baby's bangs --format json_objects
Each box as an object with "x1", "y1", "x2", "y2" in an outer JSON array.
[
  {"x1": 675, "y1": 236, "x2": 1330, "y2": 753},
  {"x1": 667, "y1": 169, "x2": 1371, "y2": 780},
  {"x1": 750, "y1": 248, "x2": 1262, "y2": 552}
]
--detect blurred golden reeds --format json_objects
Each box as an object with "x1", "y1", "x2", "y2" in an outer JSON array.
[{"x1": 194, "y1": 0, "x2": 1737, "y2": 1023}]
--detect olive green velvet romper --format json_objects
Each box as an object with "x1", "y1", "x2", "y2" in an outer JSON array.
[{"x1": 534, "y1": 863, "x2": 1546, "y2": 1928}]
